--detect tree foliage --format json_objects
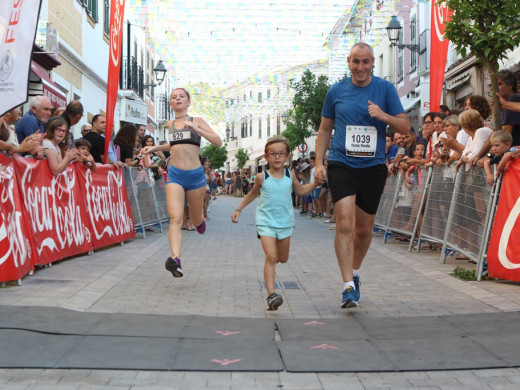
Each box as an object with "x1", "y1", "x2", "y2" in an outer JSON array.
[
  {"x1": 282, "y1": 69, "x2": 329, "y2": 151},
  {"x1": 443, "y1": 0, "x2": 520, "y2": 128},
  {"x1": 201, "y1": 143, "x2": 228, "y2": 170},
  {"x1": 235, "y1": 148, "x2": 249, "y2": 170}
]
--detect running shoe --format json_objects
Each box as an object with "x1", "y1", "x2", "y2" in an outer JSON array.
[
  {"x1": 341, "y1": 287, "x2": 359, "y2": 309},
  {"x1": 165, "y1": 257, "x2": 183, "y2": 278},
  {"x1": 196, "y1": 220, "x2": 206, "y2": 234},
  {"x1": 353, "y1": 275, "x2": 361, "y2": 302},
  {"x1": 266, "y1": 292, "x2": 283, "y2": 311}
]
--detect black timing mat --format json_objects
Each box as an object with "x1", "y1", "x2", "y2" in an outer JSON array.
[{"x1": 1, "y1": 306, "x2": 519, "y2": 372}]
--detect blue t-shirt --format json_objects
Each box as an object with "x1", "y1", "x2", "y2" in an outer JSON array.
[
  {"x1": 386, "y1": 144, "x2": 399, "y2": 162},
  {"x1": 15, "y1": 111, "x2": 45, "y2": 144},
  {"x1": 322, "y1": 76, "x2": 404, "y2": 168}
]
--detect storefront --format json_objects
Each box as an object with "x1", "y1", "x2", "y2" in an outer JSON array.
[
  {"x1": 119, "y1": 98, "x2": 147, "y2": 127},
  {"x1": 29, "y1": 62, "x2": 67, "y2": 108}
]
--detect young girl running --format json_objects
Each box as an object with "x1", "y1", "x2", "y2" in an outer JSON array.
[{"x1": 231, "y1": 136, "x2": 322, "y2": 310}]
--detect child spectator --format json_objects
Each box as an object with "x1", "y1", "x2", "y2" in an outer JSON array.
[
  {"x1": 42, "y1": 116, "x2": 78, "y2": 176},
  {"x1": 74, "y1": 139, "x2": 97, "y2": 171},
  {"x1": 483, "y1": 130, "x2": 513, "y2": 184},
  {"x1": 231, "y1": 136, "x2": 321, "y2": 311}
]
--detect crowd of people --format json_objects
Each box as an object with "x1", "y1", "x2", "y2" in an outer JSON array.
[{"x1": 382, "y1": 69, "x2": 520, "y2": 260}]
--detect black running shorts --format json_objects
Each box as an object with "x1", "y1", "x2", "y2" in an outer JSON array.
[{"x1": 327, "y1": 162, "x2": 388, "y2": 215}]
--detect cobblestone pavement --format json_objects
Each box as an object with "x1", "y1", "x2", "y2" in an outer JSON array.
[{"x1": 1, "y1": 195, "x2": 520, "y2": 389}]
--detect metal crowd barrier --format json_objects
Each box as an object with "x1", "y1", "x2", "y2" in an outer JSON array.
[
  {"x1": 374, "y1": 164, "x2": 501, "y2": 280},
  {"x1": 123, "y1": 166, "x2": 169, "y2": 236}
]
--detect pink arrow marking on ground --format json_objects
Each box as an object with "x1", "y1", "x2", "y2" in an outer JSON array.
[
  {"x1": 310, "y1": 344, "x2": 339, "y2": 350},
  {"x1": 303, "y1": 321, "x2": 327, "y2": 326},
  {"x1": 215, "y1": 331, "x2": 241, "y2": 336},
  {"x1": 211, "y1": 358, "x2": 242, "y2": 366}
]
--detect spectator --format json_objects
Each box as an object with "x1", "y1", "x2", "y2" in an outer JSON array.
[
  {"x1": 497, "y1": 69, "x2": 520, "y2": 146},
  {"x1": 136, "y1": 124, "x2": 147, "y2": 150},
  {"x1": 42, "y1": 117, "x2": 78, "y2": 175},
  {"x1": 15, "y1": 96, "x2": 53, "y2": 143},
  {"x1": 82, "y1": 114, "x2": 107, "y2": 163},
  {"x1": 465, "y1": 95, "x2": 494, "y2": 129},
  {"x1": 482, "y1": 130, "x2": 513, "y2": 185},
  {"x1": 80, "y1": 124, "x2": 92, "y2": 137},
  {"x1": 113, "y1": 124, "x2": 139, "y2": 166},
  {"x1": 140, "y1": 135, "x2": 164, "y2": 181},
  {"x1": 74, "y1": 138, "x2": 97, "y2": 172}
]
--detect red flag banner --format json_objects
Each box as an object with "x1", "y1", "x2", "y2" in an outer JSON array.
[
  {"x1": 430, "y1": 1, "x2": 453, "y2": 112},
  {"x1": 0, "y1": 154, "x2": 35, "y2": 282},
  {"x1": 74, "y1": 163, "x2": 135, "y2": 248},
  {"x1": 487, "y1": 159, "x2": 520, "y2": 281},
  {"x1": 104, "y1": 0, "x2": 126, "y2": 163},
  {"x1": 11, "y1": 156, "x2": 94, "y2": 266},
  {"x1": 0, "y1": 0, "x2": 43, "y2": 116}
]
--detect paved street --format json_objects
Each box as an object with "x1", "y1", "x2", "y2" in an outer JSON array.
[{"x1": 1, "y1": 195, "x2": 520, "y2": 389}]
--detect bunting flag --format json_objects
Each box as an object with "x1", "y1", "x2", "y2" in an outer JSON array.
[
  {"x1": 105, "y1": 0, "x2": 126, "y2": 163},
  {"x1": 430, "y1": 1, "x2": 453, "y2": 112},
  {"x1": 124, "y1": 0, "x2": 394, "y2": 124}
]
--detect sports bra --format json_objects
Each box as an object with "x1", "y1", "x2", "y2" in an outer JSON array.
[{"x1": 168, "y1": 117, "x2": 201, "y2": 147}]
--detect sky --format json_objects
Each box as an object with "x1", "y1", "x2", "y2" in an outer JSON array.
[{"x1": 128, "y1": 0, "x2": 356, "y2": 88}]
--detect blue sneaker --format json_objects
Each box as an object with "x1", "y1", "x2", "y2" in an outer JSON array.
[
  {"x1": 353, "y1": 275, "x2": 361, "y2": 301},
  {"x1": 341, "y1": 287, "x2": 360, "y2": 308}
]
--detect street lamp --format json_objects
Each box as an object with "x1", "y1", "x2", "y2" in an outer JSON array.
[
  {"x1": 143, "y1": 60, "x2": 167, "y2": 89},
  {"x1": 386, "y1": 16, "x2": 420, "y2": 52}
]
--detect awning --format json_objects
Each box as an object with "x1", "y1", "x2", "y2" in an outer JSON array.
[
  {"x1": 400, "y1": 96, "x2": 421, "y2": 112},
  {"x1": 30, "y1": 62, "x2": 67, "y2": 108}
]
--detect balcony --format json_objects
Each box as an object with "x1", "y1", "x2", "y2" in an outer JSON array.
[{"x1": 120, "y1": 56, "x2": 145, "y2": 99}]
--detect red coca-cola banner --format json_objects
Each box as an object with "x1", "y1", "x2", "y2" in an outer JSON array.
[
  {"x1": 11, "y1": 156, "x2": 94, "y2": 266},
  {"x1": 104, "y1": 0, "x2": 126, "y2": 162},
  {"x1": 430, "y1": 1, "x2": 453, "y2": 112},
  {"x1": 0, "y1": 154, "x2": 35, "y2": 282},
  {"x1": 74, "y1": 164, "x2": 135, "y2": 248},
  {"x1": 488, "y1": 159, "x2": 520, "y2": 281}
]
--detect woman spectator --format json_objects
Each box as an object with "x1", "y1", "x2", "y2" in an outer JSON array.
[
  {"x1": 455, "y1": 109, "x2": 493, "y2": 259},
  {"x1": 113, "y1": 124, "x2": 139, "y2": 166},
  {"x1": 42, "y1": 117, "x2": 78, "y2": 175},
  {"x1": 140, "y1": 135, "x2": 164, "y2": 181},
  {"x1": 465, "y1": 95, "x2": 494, "y2": 130}
]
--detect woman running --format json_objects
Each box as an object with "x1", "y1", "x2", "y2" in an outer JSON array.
[{"x1": 142, "y1": 87, "x2": 222, "y2": 277}]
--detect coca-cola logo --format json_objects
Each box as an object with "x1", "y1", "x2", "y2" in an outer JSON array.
[
  {"x1": 433, "y1": 2, "x2": 450, "y2": 42},
  {"x1": 0, "y1": 165, "x2": 31, "y2": 268},
  {"x1": 83, "y1": 168, "x2": 133, "y2": 238},
  {"x1": 19, "y1": 164, "x2": 91, "y2": 255},
  {"x1": 109, "y1": 0, "x2": 125, "y2": 67},
  {"x1": 498, "y1": 198, "x2": 520, "y2": 269}
]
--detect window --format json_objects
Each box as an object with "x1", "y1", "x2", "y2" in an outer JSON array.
[
  {"x1": 244, "y1": 93, "x2": 246, "y2": 101},
  {"x1": 277, "y1": 115, "x2": 281, "y2": 135},
  {"x1": 410, "y1": 16, "x2": 417, "y2": 72},
  {"x1": 398, "y1": 34, "x2": 404, "y2": 83},
  {"x1": 103, "y1": 0, "x2": 109, "y2": 36},
  {"x1": 258, "y1": 118, "x2": 262, "y2": 139},
  {"x1": 267, "y1": 115, "x2": 270, "y2": 137},
  {"x1": 258, "y1": 92, "x2": 262, "y2": 103},
  {"x1": 231, "y1": 123, "x2": 235, "y2": 138},
  {"x1": 250, "y1": 90, "x2": 253, "y2": 99},
  {"x1": 267, "y1": 89, "x2": 271, "y2": 100},
  {"x1": 249, "y1": 115, "x2": 252, "y2": 137},
  {"x1": 87, "y1": 0, "x2": 98, "y2": 22}
]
